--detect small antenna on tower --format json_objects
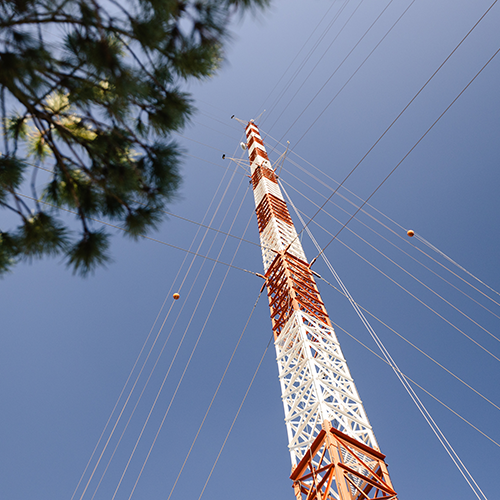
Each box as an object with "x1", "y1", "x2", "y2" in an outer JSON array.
[
  {"x1": 254, "y1": 109, "x2": 266, "y2": 123},
  {"x1": 231, "y1": 111, "x2": 266, "y2": 127},
  {"x1": 231, "y1": 115, "x2": 248, "y2": 126},
  {"x1": 222, "y1": 154, "x2": 248, "y2": 173},
  {"x1": 274, "y1": 141, "x2": 290, "y2": 179}
]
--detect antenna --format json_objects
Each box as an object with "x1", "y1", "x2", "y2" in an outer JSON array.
[
  {"x1": 231, "y1": 115, "x2": 248, "y2": 126},
  {"x1": 231, "y1": 110, "x2": 266, "y2": 127},
  {"x1": 222, "y1": 154, "x2": 248, "y2": 173},
  {"x1": 274, "y1": 140, "x2": 289, "y2": 179},
  {"x1": 243, "y1": 120, "x2": 397, "y2": 500},
  {"x1": 254, "y1": 109, "x2": 266, "y2": 123}
]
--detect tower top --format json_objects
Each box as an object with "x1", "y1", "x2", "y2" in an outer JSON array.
[{"x1": 245, "y1": 121, "x2": 273, "y2": 173}]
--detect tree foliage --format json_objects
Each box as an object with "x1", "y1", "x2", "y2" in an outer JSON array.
[{"x1": 0, "y1": 0, "x2": 268, "y2": 276}]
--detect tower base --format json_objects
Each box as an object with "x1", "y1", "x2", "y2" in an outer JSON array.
[{"x1": 290, "y1": 421, "x2": 397, "y2": 500}]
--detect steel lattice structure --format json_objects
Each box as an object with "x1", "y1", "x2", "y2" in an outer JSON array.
[{"x1": 245, "y1": 120, "x2": 397, "y2": 500}]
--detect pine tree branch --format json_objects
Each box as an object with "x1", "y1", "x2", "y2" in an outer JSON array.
[
  {"x1": 0, "y1": 0, "x2": 268, "y2": 275},
  {"x1": 1, "y1": 86, "x2": 9, "y2": 156},
  {"x1": 0, "y1": 199, "x2": 26, "y2": 219}
]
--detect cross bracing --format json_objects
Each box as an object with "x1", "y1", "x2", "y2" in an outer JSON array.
[{"x1": 276, "y1": 310, "x2": 377, "y2": 466}]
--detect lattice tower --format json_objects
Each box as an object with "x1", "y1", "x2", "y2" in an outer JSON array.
[{"x1": 245, "y1": 120, "x2": 397, "y2": 500}]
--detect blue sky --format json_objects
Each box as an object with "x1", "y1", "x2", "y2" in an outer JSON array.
[{"x1": 1, "y1": 1, "x2": 500, "y2": 499}]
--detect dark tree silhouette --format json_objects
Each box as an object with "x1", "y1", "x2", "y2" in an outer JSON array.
[{"x1": 0, "y1": 0, "x2": 268, "y2": 275}]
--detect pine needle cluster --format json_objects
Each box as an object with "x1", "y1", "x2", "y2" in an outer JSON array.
[{"x1": 0, "y1": 0, "x2": 268, "y2": 276}]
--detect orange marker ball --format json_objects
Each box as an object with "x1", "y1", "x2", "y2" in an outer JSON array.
[
  {"x1": 407, "y1": 230, "x2": 415, "y2": 237},
  {"x1": 173, "y1": 293, "x2": 180, "y2": 300}
]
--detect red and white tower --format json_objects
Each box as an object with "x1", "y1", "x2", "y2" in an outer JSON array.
[{"x1": 245, "y1": 120, "x2": 397, "y2": 500}]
